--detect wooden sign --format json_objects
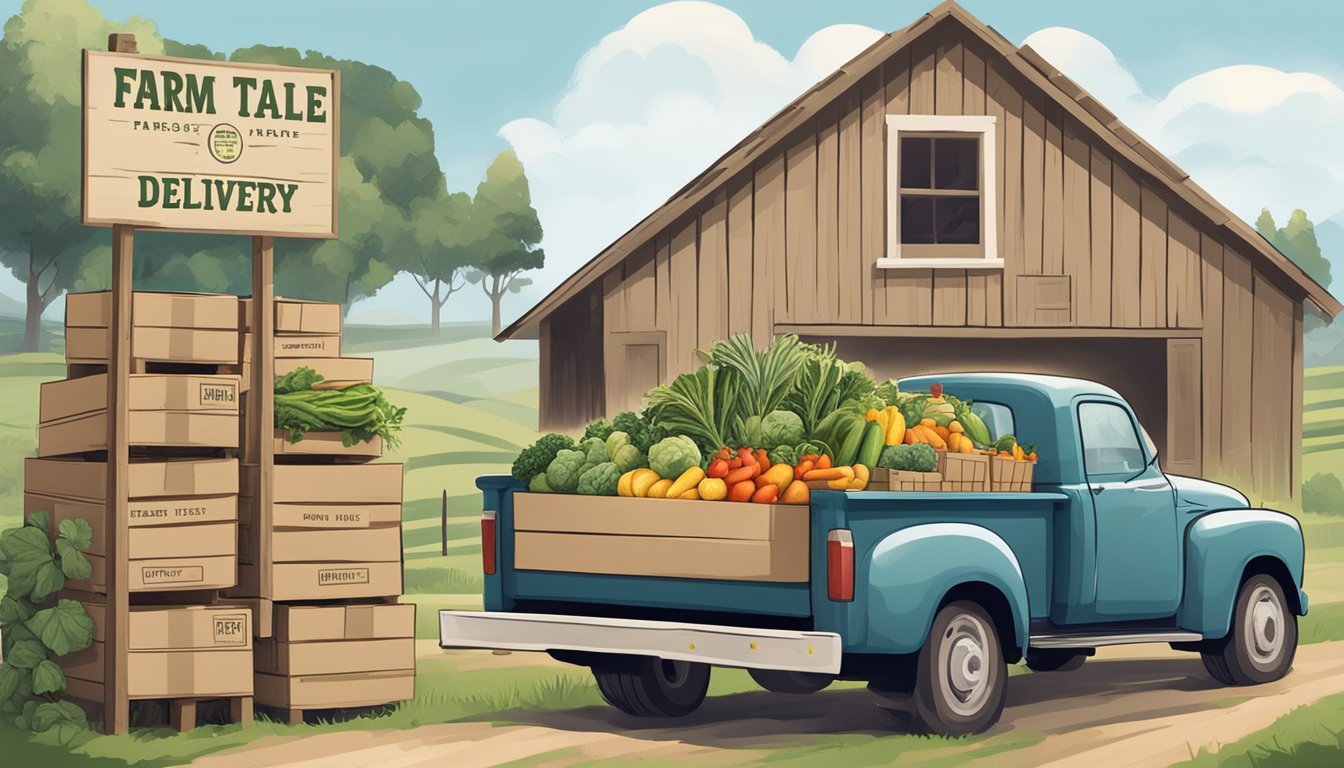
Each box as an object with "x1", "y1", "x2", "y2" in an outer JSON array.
[{"x1": 82, "y1": 51, "x2": 339, "y2": 238}]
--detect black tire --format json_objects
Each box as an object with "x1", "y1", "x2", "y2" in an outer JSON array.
[
  {"x1": 748, "y1": 668, "x2": 833, "y2": 694},
  {"x1": 1025, "y1": 649, "x2": 1088, "y2": 672},
  {"x1": 1201, "y1": 574, "x2": 1297, "y2": 686},
  {"x1": 591, "y1": 657, "x2": 711, "y2": 718},
  {"x1": 907, "y1": 601, "x2": 1007, "y2": 736}
]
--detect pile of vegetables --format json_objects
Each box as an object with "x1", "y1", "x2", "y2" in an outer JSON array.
[
  {"x1": 274, "y1": 366, "x2": 406, "y2": 449},
  {"x1": 510, "y1": 333, "x2": 1041, "y2": 502}
]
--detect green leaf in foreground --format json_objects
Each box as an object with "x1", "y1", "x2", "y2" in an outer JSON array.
[
  {"x1": 31, "y1": 700, "x2": 86, "y2": 732},
  {"x1": 30, "y1": 722, "x2": 92, "y2": 748},
  {"x1": 57, "y1": 518, "x2": 93, "y2": 550},
  {"x1": 0, "y1": 594, "x2": 33, "y2": 625},
  {"x1": 27, "y1": 600, "x2": 96, "y2": 656},
  {"x1": 0, "y1": 664, "x2": 33, "y2": 713},
  {"x1": 30, "y1": 660, "x2": 65, "y2": 696},
  {"x1": 1, "y1": 526, "x2": 53, "y2": 566},
  {"x1": 55, "y1": 540, "x2": 92, "y2": 582},
  {"x1": 30, "y1": 560, "x2": 64, "y2": 602},
  {"x1": 23, "y1": 510, "x2": 50, "y2": 536},
  {"x1": 5, "y1": 639, "x2": 46, "y2": 669}
]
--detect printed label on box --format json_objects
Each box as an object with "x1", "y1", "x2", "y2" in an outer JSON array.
[
  {"x1": 198, "y1": 381, "x2": 238, "y2": 407},
  {"x1": 129, "y1": 500, "x2": 228, "y2": 522},
  {"x1": 318, "y1": 567, "x2": 370, "y2": 586},
  {"x1": 212, "y1": 614, "x2": 249, "y2": 646},
  {"x1": 140, "y1": 565, "x2": 205, "y2": 585}
]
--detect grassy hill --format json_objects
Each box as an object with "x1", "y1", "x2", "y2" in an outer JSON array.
[{"x1": 1305, "y1": 365, "x2": 1344, "y2": 481}]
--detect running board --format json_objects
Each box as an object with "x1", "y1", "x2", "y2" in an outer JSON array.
[{"x1": 1029, "y1": 631, "x2": 1202, "y2": 649}]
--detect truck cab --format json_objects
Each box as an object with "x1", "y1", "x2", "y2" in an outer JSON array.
[{"x1": 443, "y1": 373, "x2": 1306, "y2": 735}]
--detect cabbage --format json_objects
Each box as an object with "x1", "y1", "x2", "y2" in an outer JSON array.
[
  {"x1": 648, "y1": 435, "x2": 701, "y2": 479},
  {"x1": 759, "y1": 410, "x2": 805, "y2": 448}
]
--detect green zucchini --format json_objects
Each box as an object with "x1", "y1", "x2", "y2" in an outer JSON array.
[
  {"x1": 837, "y1": 419, "x2": 866, "y2": 466},
  {"x1": 856, "y1": 420, "x2": 885, "y2": 468}
]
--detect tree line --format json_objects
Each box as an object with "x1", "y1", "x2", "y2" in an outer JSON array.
[{"x1": 0, "y1": 0, "x2": 543, "y2": 350}]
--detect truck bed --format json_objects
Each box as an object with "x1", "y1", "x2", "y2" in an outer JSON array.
[{"x1": 479, "y1": 476, "x2": 1068, "y2": 637}]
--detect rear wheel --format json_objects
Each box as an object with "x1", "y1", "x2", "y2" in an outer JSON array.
[
  {"x1": 592, "y1": 657, "x2": 710, "y2": 718},
  {"x1": 908, "y1": 601, "x2": 1007, "y2": 736},
  {"x1": 1201, "y1": 574, "x2": 1297, "y2": 686},
  {"x1": 1025, "y1": 649, "x2": 1088, "y2": 672},
  {"x1": 749, "y1": 668, "x2": 833, "y2": 694}
]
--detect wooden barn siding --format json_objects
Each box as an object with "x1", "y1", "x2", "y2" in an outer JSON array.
[{"x1": 585, "y1": 22, "x2": 1303, "y2": 503}]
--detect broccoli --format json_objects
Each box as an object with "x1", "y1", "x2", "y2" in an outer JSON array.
[
  {"x1": 546, "y1": 449, "x2": 589, "y2": 493},
  {"x1": 582, "y1": 418, "x2": 615, "y2": 442},
  {"x1": 611, "y1": 410, "x2": 665, "y2": 453},
  {"x1": 878, "y1": 443, "x2": 938, "y2": 473},
  {"x1": 577, "y1": 461, "x2": 621, "y2": 495},
  {"x1": 605, "y1": 431, "x2": 648, "y2": 473},
  {"x1": 578, "y1": 436, "x2": 608, "y2": 467},
  {"x1": 512, "y1": 433, "x2": 576, "y2": 484},
  {"x1": 528, "y1": 473, "x2": 553, "y2": 493}
]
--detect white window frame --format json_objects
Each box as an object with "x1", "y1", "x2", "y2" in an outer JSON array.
[{"x1": 882, "y1": 114, "x2": 1000, "y2": 269}]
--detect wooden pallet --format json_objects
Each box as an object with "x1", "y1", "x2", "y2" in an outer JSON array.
[{"x1": 169, "y1": 696, "x2": 254, "y2": 732}]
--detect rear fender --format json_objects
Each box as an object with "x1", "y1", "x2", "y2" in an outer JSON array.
[
  {"x1": 863, "y1": 523, "x2": 1030, "y2": 656},
  {"x1": 1179, "y1": 508, "x2": 1305, "y2": 639}
]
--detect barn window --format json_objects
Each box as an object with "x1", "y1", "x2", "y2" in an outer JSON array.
[{"x1": 882, "y1": 115, "x2": 1000, "y2": 268}]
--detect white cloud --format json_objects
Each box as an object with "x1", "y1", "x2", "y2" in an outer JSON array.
[
  {"x1": 1023, "y1": 27, "x2": 1344, "y2": 229},
  {"x1": 498, "y1": 1, "x2": 882, "y2": 321}
]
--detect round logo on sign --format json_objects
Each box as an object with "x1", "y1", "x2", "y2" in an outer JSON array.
[{"x1": 208, "y1": 123, "x2": 243, "y2": 164}]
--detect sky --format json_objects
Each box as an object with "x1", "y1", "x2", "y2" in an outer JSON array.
[{"x1": 3, "y1": 0, "x2": 1343, "y2": 325}]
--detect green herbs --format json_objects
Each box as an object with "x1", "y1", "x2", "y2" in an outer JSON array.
[
  {"x1": 644, "y1": 364, "x2": 742, "y2": 453},
  {"x1": 785, "y1": 341, "x2": 876, "y2": 441},
  {"x1": 512, "y1": 433, "x2": 576, "y2": 484},
  {"x1": 273, "y1": 367, "x2": 407, "y2": 449}
]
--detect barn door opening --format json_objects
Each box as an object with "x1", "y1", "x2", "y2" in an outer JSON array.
[
  {"x1": 1165, "y1": 338, "x2": 1202, "y2": 475},
  {"x1": 605, "y1": 331, "x2": 666, "y2": 415}
]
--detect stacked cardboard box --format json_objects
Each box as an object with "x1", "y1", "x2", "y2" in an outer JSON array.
[
  {"x1": 231, "y1": 297, "x2": 412, "y2": 719},
  {"x1": 24, "y1": 291, "x2": 252, "y2": 724}
]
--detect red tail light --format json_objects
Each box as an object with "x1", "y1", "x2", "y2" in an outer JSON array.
[
  {"x1": 481, "y1": 510, "x2": 497, "y2": 575},
  {"x1": 827, "y1": 529, "x2": 854, "y2": 601}
]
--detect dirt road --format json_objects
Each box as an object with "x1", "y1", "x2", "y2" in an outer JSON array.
[{"x1": 188, "y1": 641, "x2": 1344, "y2": 768}]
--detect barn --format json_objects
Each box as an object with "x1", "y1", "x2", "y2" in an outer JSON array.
[{"x1": 498, "y1": 1, "x2": 1342, "y2": 507}]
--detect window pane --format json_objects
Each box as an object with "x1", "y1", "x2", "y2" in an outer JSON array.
[
  {"x1": 1079, "y1": 403, "x2": 1145, "y2": 476},
  {"x1": 934, "y1": 138, "x2": 979, "y2": 190},
  {"x1": 935, "y1": 196, "x2": 980, "y2": 244},
  {"x1": 900, "y1": 137, "x2": 932, "y2": 189},
  {"x1": 970, "y1": 402, "x2": 1015, "y2": 442},
  {"x1": 900, "y1": 195, "x2": 935, "y2": 244}
]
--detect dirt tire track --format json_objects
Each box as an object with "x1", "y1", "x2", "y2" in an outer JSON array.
[{"x1": 186, "y1": 642, "x2": 1344, "y2": 768}]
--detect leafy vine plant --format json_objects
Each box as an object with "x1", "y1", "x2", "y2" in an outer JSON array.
[{"x1": 0, "y1": 510, "x2": 97, "y2": 744}]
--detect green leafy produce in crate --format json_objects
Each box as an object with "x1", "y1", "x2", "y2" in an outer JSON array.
[{"x1": 274, "y1": 366, "x2": 407, "y2": 449}]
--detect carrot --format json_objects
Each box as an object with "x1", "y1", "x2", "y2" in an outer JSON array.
[
  {"x1": 728, "y1": 480, "x2": 756, "y2": 502},
  {"x1": 803, "y1": 466, "x2": 855, "y2": 482},
  {"x1": 724, "y1": 465, "x2": 757, "y2": 485},
  {"x1": 815, "y1": 454, "x2": 832, "y2": 470},
  {"x1": 751, "y1": 484, "x2": 780, "y2": 503},
  {"x1": 794, "y1": 459, "x2": 815, "y2": 481},
  {"x1": 755, "y1": 449, "x2": 771, "y2": 473},
  {"x1": 728, "y1": 457, "x2": 743, "y2": 470},
  {"x1": 713, "y1": 446, "x2": 733, "y2": 462},
  {"x1": 706, "y1": 458, "x2": 730, "y2": 479}
]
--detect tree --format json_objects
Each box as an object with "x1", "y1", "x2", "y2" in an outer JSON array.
[
  {"x1": 466, "y1": 150, "x2": 545, "y2": 337},
  {"x1": 1256, "y1": 208, "x2": 1331, "y2": 289},
  {"x1": 0, "y1": 0, "x2": 160, "y2": 350},
  {"x1": 405, "y1": 190, "x2": 475, "y2": 336}
]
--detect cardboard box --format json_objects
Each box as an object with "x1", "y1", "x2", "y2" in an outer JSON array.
[
  {"x1": 67, "y1": 291, "x2": 239, "y2": 330},
  {"x1": 256, "y1": 638, "x2": 414, "y2": 676},
  {"x1": 512, "y1": 494, "x2": 808, "y2": 583},
  {"x1": 254, "y1": 669, "x2": 413, "y2": 709},
  {"x1": 868, "y1": 468, "x2": 942, "y2": 491},
  {"x1": 232, "y1": 355, "x2": 375, "y2": 393},
  {"x1": 240, "y1": 297, "x2": 343, "y2": 335},
  {"x1": 989, "y1": 457, "x2": 1034, "y2": 492},
  {"x1": 26, "y1": 494, "x2": 237, "y2": 555},
  {"x1": 271, "y1": 526, "x2": 401, "y2": 563},
  {"x1": 65, "y1": 291, "x2": 240, "y2": 365},
  {"x1": 62, "y1": 602, "x2": 253, "y2": 699},
  {"x1": 25, "y1": 457, "x2": 239, "y2": 501},
  {"x1": 238, "y1": 499, "x2": 402, "y2": 529},
  {"x1": 38, "y1": 373, "x2": 241, "y2": 456},
  {"x1": 273, "y1": 603, "x2": 416, "y2": 642},
  {"x1": 242, "y1": 332, "x2": 342, "y2": 361},
  {"x1": 937, "y1": 452, "x2": 992, "y2": 492},
  {"x1": 244, "y1": 463, "x2": 403, "y2": 505},
  {"x1": 235, "y1": 561, "x2": 403, "y2": 601},
  {"x1": 83, "y1": 552, "x2": 237, "y2": 592},
  {"x1": 271, "y1": 431, "x2": 383, "y2": 460}
]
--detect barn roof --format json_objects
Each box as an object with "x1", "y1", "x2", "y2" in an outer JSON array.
[{"x1": 500, "y1": 0, "x2": 1342, "y2": 341}]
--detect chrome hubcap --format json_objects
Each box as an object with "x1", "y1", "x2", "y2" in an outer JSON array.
[
  {"x1": 939, "y1": 614, "x2": 992, "y2": 716},
  {"x1": 1245, "y1": 585, "x2": 1284, "y2": 667}
]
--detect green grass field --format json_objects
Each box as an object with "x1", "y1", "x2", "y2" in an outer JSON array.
[{"x1": 2, "y1": 319, "x2": 1344, "y2": 766}]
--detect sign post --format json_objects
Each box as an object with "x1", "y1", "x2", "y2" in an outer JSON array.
[{"x1": 83, "y1": 37, "x2": 338, "y2": 735}]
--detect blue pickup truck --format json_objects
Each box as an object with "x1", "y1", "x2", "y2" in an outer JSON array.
[{"x1": 442, "y1": 373, "x2": 1306, "y2": 735}]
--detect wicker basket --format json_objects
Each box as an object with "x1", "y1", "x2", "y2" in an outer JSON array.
[{"x1": 937, "y1": 451, "x2": 991, "y2": 491}]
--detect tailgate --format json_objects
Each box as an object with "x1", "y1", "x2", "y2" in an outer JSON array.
[{"x1": 477, "y1": 477, "x2": 814, "y2": 619}]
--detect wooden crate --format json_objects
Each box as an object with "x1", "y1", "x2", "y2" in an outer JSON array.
[
  {"x1": 512, "y1": 494, "x2": 809, "y2": 582},
  {"x1": 990, "y1": 457, "x2": 1035, "y2": 492},
  {"x1": 937, "y1": 452, "x2": 991, "y2": 491},
  {"x1": 868, "y1": 468, "x2": 942, "y2": 491}
]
